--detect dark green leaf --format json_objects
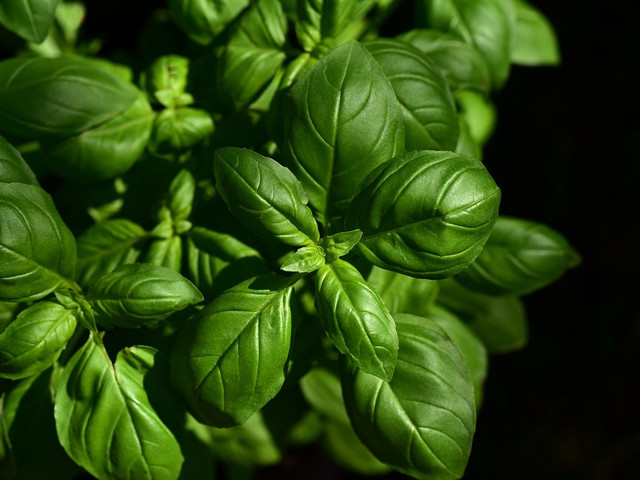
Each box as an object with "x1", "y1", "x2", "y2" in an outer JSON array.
[
  {"x1": 315, "y1": 259, "x2": 398, "y2": 381},
  {"x1": 365, "y1": 39, "x2": 460, "y2": 151},
  {"x1": 0, "y1": 301, "x2": 76, "y2": 380},
  {"x1": 341, "y1": 313, "x2": 476, "y2": 480},
  {"x1": 214, "y1": 147, "x2": 320, "y2": 246},
  {"x1": 167, "y1": 0, "x2": 250, "y2": 45},
  {"x1": 397, "y1": 29, "x2": 491, "y2": 93},
  {"x1": 172, "y1": 274, "x2": 296, "y2": 426},
  {"x1": 87, "y1": 263, "x2": 203, "y2": 328},
  {"x1": 319, "y1": 229, "x2": 362, "y2": 263},
  {"x1": 285, "y1": 40, "x2": 405, "y2": 231},
  {"x1": 0, "y1": 56, "x2": 138, "y2": 140},
  {"x1": 510, "y1": 0, "x2": 560, "y2": 66},
  {"x1": 0, "y1": 134, "x2": 39, "y2": 185},
  {"x1": 366, "y1": 266, "x2": 440, "y2": 314},
  {"x1": 455, "y1": 216, "x2": 580, "y2": 296},
  {"x1": 281, "y1": 245, "x2": 325, "y2": 273},
  {"x1": 345, "y1": 150, "x2": 501, "y2": 278},
  {"x1": 0, "y1": 0, "x2": 60, "y2": 43},
  {"x1": 55, "y1": 338, "x2": 184, "y2": 480},
  {"x1": 0, "y1": 183, "x2": 76, "y2": 302},
  {"x1": 149, "y1": 108, "x2": 214, "y2": 154},
  {"x1": 75, "y1": 218, "x2": 148, "y2": 289}
]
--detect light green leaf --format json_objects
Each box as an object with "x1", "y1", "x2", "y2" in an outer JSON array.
[
  {"x1": 0, "y1": 0, "x2": 60, "y2": 43},
  {"x1": 281, "y1": 245, "x2": 325, "y2": 273},
  {"x1": 214, "y1": 147, "x2": 320, "y2": 246},
  {"x1": 0, "y1": 55, "x2": 138, "y2": 140},
  {"x1": 455, "y1": 89, "x2": 496, "y2": 146},
  {"x1": 55, "y1": 338, "x2": 184, "y2": 480},
  {"x1": 455, "y1": 216, "x2": 580, "y2": 296},
  {"x1": 87, "y1": 263, "x2": 203, "y2": 328},
  {"x1": 0, "y1": 134, "x2": 39, "y2": 185},
  {"x1": 319, "y1": 229, "x2": 362, "y2": 263},
  {"x1": 300, "y1": 365, "x2": 350, "y2": 424},
  {"x1": 0, "y1": 183, "x2": 76, "y2": 302},
  {"x1": 144, "y1": 236, "x2": 183, "y2": 272},
  {"x1": 149, "y1": 107, "x2": 214, "y2": 154},
  {"x1": 0, "y1": 301, "x2": 76, "y2": 380},
  {"x1": 398, "y1": 29, "x2": 491, "y2": 93},
  {"x1": 172, "y1": 274, "x2": 296, "y2": 427},
  {"x1": 75, "y1": 218, "x2": 148, "y2": 289},
  {"x1": 365, "y1": 39, "x2": 460, "y2": 152},
  {"x1": 167, "y1": 0, "x2": 250, "y2": 45},
  {"x1": 345, "y1": 150, "x2": 501, "y2": 279},
  {"x1": 341, "y1": 313, "x2": 476, "y2": 480},
  {"x1": 315, "y1": 259, "x2": 398, "y2": 381},
  {"x1": 144, "y1": 54, "x2": 193, "y2": 108},
  {"x1": 510, "y1": 0, "x2": 560, "y2": 66},
  {"x1": 455, "y1": 114, "x2": 482, "y2": 161},
  {"x1": 166, "y1": 169, "x2": 196, "y2": 222},
  {"x1": 367, "y1": 266, "x2": 440, "y2": 315},
  {"x1": 285, "y1": 40, "x2": 405, "y2": 232},
  {"x1": 323, "y1": 420, "x2": 391, "y2": 475}
]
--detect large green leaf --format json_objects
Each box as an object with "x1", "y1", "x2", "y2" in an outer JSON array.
[
  {"x1": 0, "y1": 301, "x2": 76, "y2": 380},
  {"x1": 345, "y1": 150, "x2": 501, "y2": 279},
  {"x1": 87, "y1": 263, "x2": 203, "y2": 328},
  {"x1": 0, "y1": 56, "x2": 138, "y2": 140},
  {"x1": 40, "y1": 89, "x2": 153, "y2": 183},
  {"x1": 366, "y1": 266, "x2": 440, "y2": 314},
  {"x1": 455, "y1": 216, "x2": 581, "y2": 296},
  {"x1": 510, "y1": 0, "x2": 560, "y2": 66},
  {"x1": 172, "y1": 274, "x2": 295, "y2": 427},
  {"x1": 75, "y1": 218, "x2": 148, "y2": 289},
  {"x1": 0, "y1": 183, "x2": 76, "y2": 302},
  {"x1": 0, "y1": 0, "x2": 60, "y2": 43},
  {"x1": 365, "y1": 39, "x2": 459, "y2": 152},
  {"x1": 285, "y1": 40, "x2": 405, "y2": 232},
  {"x1": 315, "y1": 259, "x2": 398, "y2": 381},
  {"x1": 397, "y1": 29, "x2": 491, "y2": 93},
  {"x1": 55, "y1": 338, "x2": 184, "y2": 480},
  {"x1": 214, "y1": 147, "x2": 320, "y2": 247},
  {"x1": 167, "y1": 0, "x2": 250, "y2": 44},
  {"x1": 418, "y1": 0, "x2": 514, "y2": 88},
  {"x1": 341, "y1": 313, "x2": 476, "y2": 480},
  {"x1": 0, "y1": 134, "x2": 39, "y2": 185}
]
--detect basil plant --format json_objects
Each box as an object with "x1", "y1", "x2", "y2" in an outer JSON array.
[{"x1": 0, "y1": 1, "x2": 578, "y2": 479}]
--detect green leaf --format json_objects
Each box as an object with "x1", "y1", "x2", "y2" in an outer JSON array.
[
  {"x1": 345, "y1": 150, "x2": 501, "y2": 279},
  {"x1": 144, "y1": 55, "x2": 193, "y2": 108},
  {"x1": 55, "y1": 337, "x2": 184, "y2": 480},
  {"x1": 0, "y1": 183, "x2": 76, "y2": 302},
  {"x1": 366, "y1": 266, "x2": 440, "y2": 314},
  {"x1": 365, "y1": 39, "x2": 460, "y2": 152},
  {"x1": 341, "y1": 313, "x2": 476, "y2": 480},
  {"x1": 281, "y1": 245, "x2": 325, "y2": 273},
  {"x1": 0, "y1": 55, "x2": 138, "y2": 140},
  {"x1": 167, "y1": 0, "x2": 250, "y2": 45},
  {"x1": 397, "y1": 29, "x2": 491, "y2": 93},
  {"x1": 144, "y1": 236, "x2": 183, "y2": 272},
  {"x1": 149, "y1": 107, "x2": 214, "y2": 154},
  {"x1": 166, "y1": 169, "x2": 196, "y2": 222},
  {"x1": 455, "y1": 89, "x2": 496, "y2": 146},
  {"x1": 75, "y1": 218, "x2": 148, "y2": 289},
  {"x1": 214, "y1": 147, "x2": 320, "y2": 246},
  {"x1": 299, "y1": 365, "x2": 350, "y2": 424},
  {"x1": 87, "y1": 263, "x2": 203, "y2": 328},
  {"x1": 285, "y1": 40, "x2": 405, "y2": 232},
  {"x1": 0, "y1": 301, "x2": 76, "y2": 380},
  {"x1": 319, "y1": 229, "x2": 362, "y2": 263},
  {"x1": 455, "y1": 114, "x2": 482, "y2": 161},
  {"x1": 510, "y1": 0, "x2": 560, "y2": 66},
  {"x1": 418, "y1": 0, "x2": 514, "y2": 88},
  {"x1": 315, "y1": 259, "x2": 398, "y2": 381},
  {"x1": 0, "y1": 134, "x2": 39, "y2": 185},
  {"x1": 172, "y1": 274, "x2": 296, "y2": 427},
  {"x1": 455, "y1": 216, "x2": 580, "y2": 296},
  {"x1": 0, "y1": 0, "x2": 60, "y2": 43},
  {"x1": 436, "y1": 279, "x2": 528, "y2": 353},
  {"x1": 40, "y1": 88, "x2": 153, "y2": 183},
  {"x1": 186, "y1": 226, "x2": 268, "y2": 298}
]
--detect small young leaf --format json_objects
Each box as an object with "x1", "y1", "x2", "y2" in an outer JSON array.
[
  {"x1": 149, "y1": 107, "x2": 214, "y2": 154},
  {"x1": 0, "y1": 0, "x2": 60, "y2": 44},
  {"x1": 510, "y1": 0, "x2": 560, "y2": 66},
  {"x1": 167, "y1": 0, "x2": 250, "y2": 45},
  {"x1": 214, "y1": 147, "x2": 320, "y2": 246},
  {"x1": 0, "y1": 183, "x2": 76, "y2": 302},
  {"x1": 87, "y1": 263, "x2": 203, "y2": 328},
  {"x1": 319, "y1": 229, "x2": 362, "y2": 263},
  {"x1": 166, "y1": 169, "x2": 196, "y2": 222},
  {"x1": 172, "y1": 274, "x2": 296, "y2": 427},
  {"x1": 315, "y1": 259, "x2": 398, "y2": 381},
  {"x1": 144, "y1": 236, "x2": 183, "y2": 272},
  {"x1": 144, "y1": 54, "x2": 193, "y2": 108},
  {"x1": 0, "y1": 301, "x2": 76, "y2": 380},
  {"x1": 281, "y1": 245, "x2": 325, "y2": 273},
  {"x1": 345, "y1": 150, "x2": 501, "y2": 279},
  {"x1": 455, "y1": 89, "x2": 496, "y2": 146},
  {"x1": 455, "y1": 216, "x2": 581, "y2": 296},
  {"x1": 54, "y1": 337, "x2": 184, "y2": 480},
  {"x1": 341, "y1": 313, "x2": 476, "y2": 480}
]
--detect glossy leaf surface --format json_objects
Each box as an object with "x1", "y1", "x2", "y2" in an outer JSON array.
[
  {"x1": 346, "y1": 150, "x2": 501, "y2": 278},
  {"x1": 0, "y1": 301, "x2": 76, "y2": 380},
  {"x1": 149, "y1": 107, "x2": 214, "y2": 154},
  {"x1": 285, "y1": 40, "x2": 405, "y2": 231},
  {"x1": 172, "y1": 274, "x2": 295, "y2": 426},
  {"x1": 0, "y1": 134, "x2": 39, "y2": 185},
  {"x1": 87, "y1": 263, "x2": 203, "y2": 328},
  {"x1": 455, "y1": 216, "x2": 581, "y2": 296},
  {"x1": 342, "y1": 313, "x2": 476, "y2": 480},
  {"x1": 366, "y1": 39, "x2": 459, "y2": 152},
  {"x1": 510, "y1": 0, "x2": 560, "y2": 66},
  {"x1": 167, "y1": 0, "x2": 250, "y2": 44},
  {"x1": 0, "y1": 0, "x2": 60, "y2": 43},
  {"x1": 0, "y1": 183, "x2": 76, "y2": 301},
  {"x1": 55, "y1": 339, "x2": 184, "y2": 480},
  {"x1": 281, "y1": 245, "x2": 325, "y2": 273},
  {"x1": 315, "y1": 259, "x2": 398, "y2": 381},
  {"x1": 214, "y1": 147, "x2": 320, "y2": 246}
]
